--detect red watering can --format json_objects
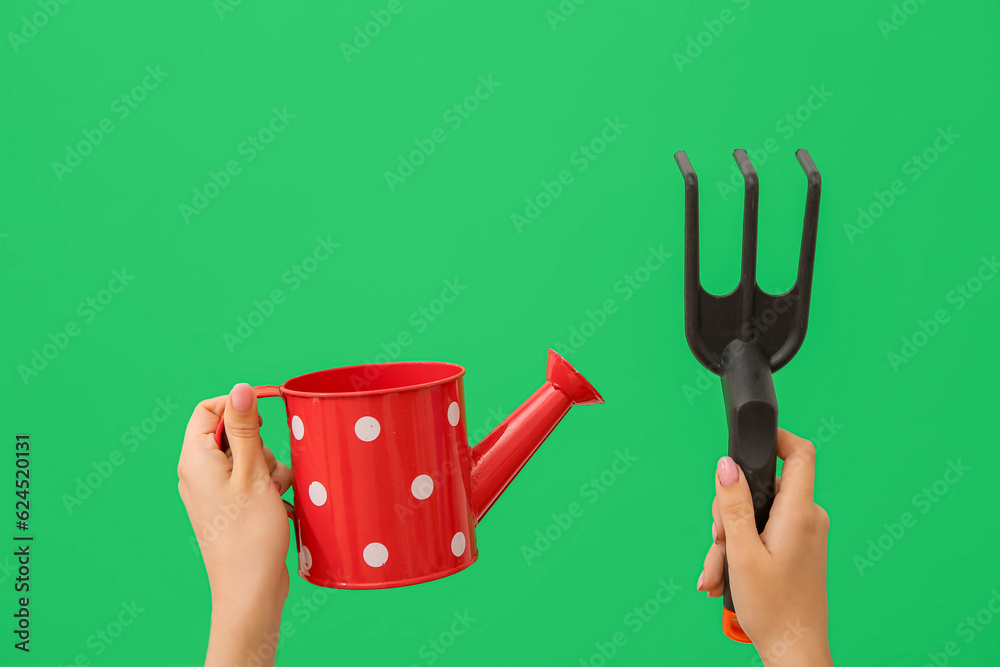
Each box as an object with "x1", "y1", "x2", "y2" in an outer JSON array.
[{"x1": 215, "y1": 349, "x2": 603, "y2": 589}]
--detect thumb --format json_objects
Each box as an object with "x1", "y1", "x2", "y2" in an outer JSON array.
[
  {"x1": 715, "y1": 457, "x2": 766, "y2": 566},
  {"x1": 224, "y1": 383, "x2": 267, "y2": 481}
]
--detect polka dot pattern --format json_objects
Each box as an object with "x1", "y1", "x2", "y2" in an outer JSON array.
[
  {"x1": 363, "y1": 542, "x2": 388, "y2": 568},
  {"x1": 308, "y1": 481, "x2": 328, "y2": 506},
  {"x1": 354, "y1": 416, "x2": 381, "y2": 442},
  {"x1": 299, "y1": 545, "x2": 312, "y2": 572},
  {"x1": 451, "y1": 531, "x2": 467, "y2": 557},
  {"x1": 294, "y1": 383, "x2": 479, "y2": 584},
  {"x1": 411, "y1": 474, "x2": 434, "y2": 500}
]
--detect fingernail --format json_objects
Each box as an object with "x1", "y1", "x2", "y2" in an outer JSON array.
[
  {"x1": 696, "y1": 571, "x2": 704, "y2": 591},
  {"x1": 712, "y1": 522, "x2": 717, "y2": 543},
  {"x1": 274, "y1": 482, "x2": 281, "y2": 492},
  {"x1": 231, "y1": 383, "x2": 252, "y2": 412},
  {"x1": 258, "y1": 414, "x2": 263, "y2": 426},
  {"x1": 718, "y1": 456, "x2": 738, "y2": 487}
]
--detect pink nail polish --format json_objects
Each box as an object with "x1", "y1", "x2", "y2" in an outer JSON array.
[
  {"x1": 718, "y1": 456, "x2": 739, "y2": 487},
  {"x1": 696, "y1": 571, "x2": 704, "y2": 591},
  {"x1": 274, "y1": 482, "x2": 281, "y2": 492},
  {"x1": 232, "y1": 383, "x2": 252, "y2": 412}
]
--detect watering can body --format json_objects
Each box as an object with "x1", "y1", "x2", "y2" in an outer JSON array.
[{"x1": 217, "y1": 349, "x2": 603, "y2": 589}]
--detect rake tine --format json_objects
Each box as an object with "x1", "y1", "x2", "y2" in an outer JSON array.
[
  {"x1": 675, "y1": 150, "x2": 701, "y2": 310},
  {"x1": 794, "y1": 149, "x2": 821, "y2": 296},
  {"x1": 734, "y1": 150, "x2": 759, "y2": 342},
  {"x1": 771, "y1": 150, "x2": 821, "y2": 370},
  {"x1": 793, "y1": 150, "x2": 821, "y2": 341}
]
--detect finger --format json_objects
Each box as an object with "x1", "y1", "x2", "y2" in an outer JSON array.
[
  {"x1": 224, "y1": 383, "x2": 267, "y2": 480},
  {"x1": 712, "y1": 496, "x2": 725, "y2": 545},
  {"x1": 219, "y1": 413, "x2": 262, "y2": 456},
  {"x1": 179, "y1": 397, "x2": 231, "y2": 482},
  {"x1": 262, "y1": 444, "x2": 277, "y2": 474},
  {"x1": 776, "y1": 428, "x2": 816, "y2": 503},
  {"x1": 700, "y1": 543, "x2": 726, "y2": 596},
  {"x1": 715, "y1": 457, "x2": 767, "y2": 565},
  {"x1": 183, "y1": 396, "x2": 227, "y2": 443},
  {"x1": 270, "y1": 458, "x2": 293, "y2": 494}
]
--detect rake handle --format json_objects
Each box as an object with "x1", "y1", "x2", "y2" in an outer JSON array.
[{"x1": 719, "y1": 340, "x2": 778, "y2": 644}]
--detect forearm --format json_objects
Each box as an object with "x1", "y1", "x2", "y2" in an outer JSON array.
[{"x1": 205, "y1": 594, "x2": 284, "y2": 667}]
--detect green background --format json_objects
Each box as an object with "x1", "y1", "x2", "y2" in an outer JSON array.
[{"x1": 2, "y1": 0, "x2": 999, "y2": 665}]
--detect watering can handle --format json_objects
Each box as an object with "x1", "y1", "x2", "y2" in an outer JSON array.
[
  {"x1": 213, "y1": 385, "x2": 295, "y2": 521},
  {"x1": 719, "y1": 340, "x2": 778, "y2": 644}
]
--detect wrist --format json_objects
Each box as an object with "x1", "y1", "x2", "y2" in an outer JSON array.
[
  {"x1": 210, "y1": 569, "x2": 289, "y2": 615},
  {"x1": 206, "y1": 591, "x2": 286, "y2": 667},
  {"x1": 211, "y1": 584, "x2": 286, "y2": 628},
  {"x1": 759, "y1": 638, "x2": 833, "y2": 667}
]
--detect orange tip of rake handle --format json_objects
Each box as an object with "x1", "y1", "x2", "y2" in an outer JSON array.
[{"x1": 722, "y1": 608, "x2": 752, "y2": 644}]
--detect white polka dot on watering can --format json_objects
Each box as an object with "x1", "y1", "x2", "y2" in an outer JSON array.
[
  {"x1": 451, "y1": 531, "x2": 466, "y2": 557},
  {"x1": 299, "y1": 545, "x2": 312, "y2": 572},
  {"x1": 447, "y1": 401, "x2": 460, "y2": 426},
  {"x1": 411, "y1": 474, "x2": 434, "y2": 500},
  {"x1": 354, "y1": 416, "x2": 381, "y2": 442},
  {"x1": 308, "y1": 481, "x2": 327, "y2": 506},
  {"x1": 363, "y1": 542, "x2": 388, "y2": 567},
  {"x1": 291, "y1": 415, "x2": 304, "y2": 440}
]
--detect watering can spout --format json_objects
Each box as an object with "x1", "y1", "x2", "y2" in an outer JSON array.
[{"x1": 469, "y1": 349, "x2": 603, "y2": 522}]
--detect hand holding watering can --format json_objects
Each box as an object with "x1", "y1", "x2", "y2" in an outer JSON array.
[{"x1": 186, "y1": 350, "x2": 602, "y2": 591}]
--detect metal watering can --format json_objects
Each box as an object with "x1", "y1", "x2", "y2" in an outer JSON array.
[{"x1": 216, "y1": 349, "x2": 603, "y2": 589}]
